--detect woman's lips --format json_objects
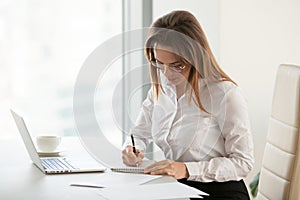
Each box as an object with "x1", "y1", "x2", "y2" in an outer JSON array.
[{"x1": 167, "y1": 78, "x2": 177, "y2": 82}]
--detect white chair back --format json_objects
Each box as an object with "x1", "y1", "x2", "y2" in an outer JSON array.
[{"x1": 257, "y1": 64, "x2": 300, "y2": 200}]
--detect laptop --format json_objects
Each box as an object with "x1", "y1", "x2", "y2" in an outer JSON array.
[{"x1": 10, "y1": 109, "x2": 106, "y2": 174}]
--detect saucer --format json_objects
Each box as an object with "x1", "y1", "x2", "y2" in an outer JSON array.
[{"x1": 37, "y1": 148, "x2": 65, "y2": 156}]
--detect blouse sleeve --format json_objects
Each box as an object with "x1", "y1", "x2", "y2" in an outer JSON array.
[
  {"x1": 123, "y1": 89, "x2": 154, "y2": 151},
  {"x1": 185, "y1": 87, "x2": 254, "y2": 182}
]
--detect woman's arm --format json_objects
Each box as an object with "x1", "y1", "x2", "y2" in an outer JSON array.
[{"x1": 185, "y1": 87, "x2": 254, "y2": 182}]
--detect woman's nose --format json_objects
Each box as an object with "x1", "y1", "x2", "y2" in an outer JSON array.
[{"x1": 163, "y1": 65, "x2": 174, "y2": 76}]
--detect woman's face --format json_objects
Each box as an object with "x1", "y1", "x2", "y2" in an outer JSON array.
[{"x1": 153, "y1": 48, "x2": 191, "y2": 87}]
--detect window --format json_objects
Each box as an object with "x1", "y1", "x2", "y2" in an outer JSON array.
[{"x1": 0, "y1": 0, "x2": 122, "y2": 147}]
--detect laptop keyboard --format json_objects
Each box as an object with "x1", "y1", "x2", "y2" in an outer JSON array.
[{"x1": 42, "y1": 158, "x2": 76, "y2": 171}]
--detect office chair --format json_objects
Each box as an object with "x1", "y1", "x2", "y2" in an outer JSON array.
[{"x1": 256, "y1": 64, "x2": 300, "y2": 200}]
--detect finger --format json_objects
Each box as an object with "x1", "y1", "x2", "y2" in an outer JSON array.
[
  {"x1": 136, "y1": 160, "x2": 142, "y2": 167},
  {"x1": 145, "y1": 160, "x2": 164, "y2": 169},
  {"x1": 137, "y1": 151, "x2": 144, "y2": 160},
  {"x1": 122, "y1": 146, "x2": 139, "y2": 166},
  {"x1": 150, "y1": 168, "x2": 165, "y2": 175},
  {"x1": 153, "y1": 159, "x2": 172, "y2": 166},
  {"x1": 122, "y1": 157, "x2": 131, "y2": 166},
  {"x1": 127, "y1": 156, "x2": 139, "y2": 166},
  {"x1": 122, "y1": 149, "x2": 130, "y2": 164},
  {"x1": 135, "y1": 155, "x2": 143, "y2": 167},
  {"x1": 125, "y1": 146, "x2": 137, "y2": 157},
  {"x1": 144, "y1": 160, "x2": 171, "y2": 172},
  {"x1": 122, "y1": 148, "x2": 134, "y2": 160},
  {"x1": 122, "y1": 149, "x2": 128, "y2": 158},
  {"x1": 145, "y1": 163, "x2": 166, "y2": 172},
  {"x1": 122, "y1": 153, "x2": 134, "y2": 166},
  {"x1": 125, "y1": 146, "x2": 134, "y2": 153},
  {"x1": 122, "y1": 146, "x2": 146, "y2": 167},
  {"x1": 131, "y1": 149, "x2": 144, "y2": 163},
  {"x1": 123, "y1": 158, "x2": 138, "y2": 167},
  {"x1": 122, "y1": 158, "x2": 131, "y2": 166},
  {"x1": 144, "y1": 162, "x2": 159, "y2": 172},
  {"x1": 150, "y1": 168, "x2": 174, "y2": 176},
  {"x1": 122, "y1": 147, "x2": 133, "y2": 160},
  {"x1": 128, "y1": 151, "x2": 138, "y2": 160}
]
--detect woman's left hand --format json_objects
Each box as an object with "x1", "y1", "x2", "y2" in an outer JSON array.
[{"x1": 144, "y1": 159, "x2": 189, "y2": 179}]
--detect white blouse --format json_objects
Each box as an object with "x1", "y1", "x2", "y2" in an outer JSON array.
[{"x1": 125, "y1": 78, "x2": 254, "y2": 182}]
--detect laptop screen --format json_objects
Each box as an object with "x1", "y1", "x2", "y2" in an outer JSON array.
[{"x1": 10, "y1": 110, "x2": 45, "y2": 172}]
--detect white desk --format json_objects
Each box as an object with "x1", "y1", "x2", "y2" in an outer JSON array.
[{"x1": 0, "y1": 136, "x2": 177, "y2": 200}]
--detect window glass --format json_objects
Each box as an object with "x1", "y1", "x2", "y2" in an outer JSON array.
[{"x1": 0, "y1": 0, "x2": 122, "y2": 147}]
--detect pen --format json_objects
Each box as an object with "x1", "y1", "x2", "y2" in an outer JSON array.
[
  {"x1": 131, "y1": 133, "x2": 136, "y2": 154},
  {"x1": 70, "y1": 183, "x2": 105, "y2": 188}
]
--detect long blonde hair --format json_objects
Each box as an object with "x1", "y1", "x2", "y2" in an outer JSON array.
[{"x1": 145, "y1": 10, "x2": 236, "y2": 112}]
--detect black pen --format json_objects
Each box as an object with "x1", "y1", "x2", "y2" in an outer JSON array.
[
  {"x1": 70, "y1": 183, "x2": 105, "y2": 188},
  {"x1": 130, "y1": 133, "x2": 136, "y2": 154}
]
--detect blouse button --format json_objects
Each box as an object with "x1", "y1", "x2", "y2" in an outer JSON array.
[{"x1": 203, "y1": 117, "x2": 210, "y2": 124}]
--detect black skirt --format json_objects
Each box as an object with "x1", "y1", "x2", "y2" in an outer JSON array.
[{"x1": 178, "y1": 179, "x2": 250, "y2": 200}]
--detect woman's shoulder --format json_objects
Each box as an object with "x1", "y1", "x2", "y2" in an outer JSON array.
[
  {"x1": 200, "y1": 79, "x2": 247, "y2": 114},
  {"x1": 201, "y1": 79, "x2": 239, "y2": 95}
]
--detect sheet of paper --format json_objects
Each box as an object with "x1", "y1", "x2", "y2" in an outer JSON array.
[
  {"x1": 97, "y1": 182, "x2": 209, "y2": 200},
  {"x1": 70, "y1": 172, "x2": 162, "y2": 188}
]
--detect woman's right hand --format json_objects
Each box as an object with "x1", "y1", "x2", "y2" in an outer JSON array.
[{"x1": 122, "y1": 145, "x2": 145, "y2": 167}]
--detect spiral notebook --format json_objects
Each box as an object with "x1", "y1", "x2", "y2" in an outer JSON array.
[
  {"x1": 110, "y1": 160, "x2": 155, "y2": 174},
  {"x1": 110, "y1": 167, "x2": 145, "y2": 173}
]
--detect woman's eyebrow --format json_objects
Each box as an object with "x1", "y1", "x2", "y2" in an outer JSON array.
[{"x1": 155, "y1": 58, "x2": 180, "y2": 65}]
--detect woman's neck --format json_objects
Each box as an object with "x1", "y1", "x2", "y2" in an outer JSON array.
[{"x1": 176, "y1": 83, "x2": 187, "y2": 100}]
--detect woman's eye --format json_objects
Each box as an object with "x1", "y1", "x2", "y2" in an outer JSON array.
[{"x1": 171, "y1": 65, "x2": 182, "y2": 69}]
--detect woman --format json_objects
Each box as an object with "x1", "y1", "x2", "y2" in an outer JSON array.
[{"x1": 122, "y1": 10, "x2": 254, "y2": 199}]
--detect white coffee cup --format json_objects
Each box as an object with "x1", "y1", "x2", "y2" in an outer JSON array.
[{"x1": 36, "y1": 135, "x2": 61, "y2": 152}]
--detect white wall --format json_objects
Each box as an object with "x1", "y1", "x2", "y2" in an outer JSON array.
[
  {"x1": 219, "y1": 0, "x2": 300, "y2": 184},
  {"x1": 153, "y1": 0, "x2": 220, "y2": 58}
]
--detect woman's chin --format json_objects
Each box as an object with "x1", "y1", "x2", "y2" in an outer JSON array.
[
  {"x1": 167, "y1": 78, "x2": 186, "y2": 86},
  {"x1": 167, "y1": 79, "x2": 178, "y2": 85}
]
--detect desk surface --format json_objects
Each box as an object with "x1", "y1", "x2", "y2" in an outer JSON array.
[{"x1": 0, "y1": 136, "x2": 176, "y2": 200}]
